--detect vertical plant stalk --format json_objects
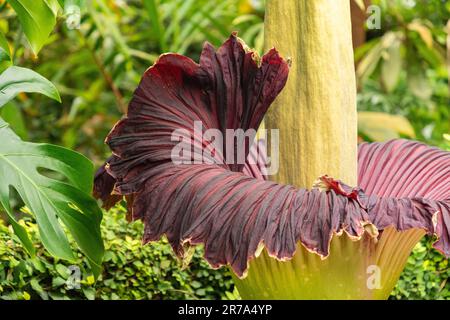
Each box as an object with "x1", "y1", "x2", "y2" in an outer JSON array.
[
  {"x1": 234, "y1": 0, "x2": 369, "y2": 299},
  {"x1": 263, "y1": 0, "x2": 358, "y2": 188}
]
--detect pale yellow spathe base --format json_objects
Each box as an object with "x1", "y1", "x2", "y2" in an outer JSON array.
[{"x1": 234, "y1": 228, "x2": 425, "y2": 300}]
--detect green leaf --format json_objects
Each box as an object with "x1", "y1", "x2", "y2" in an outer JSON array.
[
  {"x1": 0, "y1": 201, "x2": 35, "y2": 257},
  {"x1": 55, "y1": 264, "x2": 69, "y2": 279},
  {"x1": 143, "y1": 0, "x2": 167, "y2": 52},
  {"x1": 356, "y1": 32, "x2": 398, "y2": 84},
  {"x1": 407, "y1": 66, "x2": 433, "y2": 100},
  {"x1": 0, "y1": 102, "x2": 28, "y2": 139},
  {"x1": 0, "y1": 66, "x2": 61, "y2": 108},
  {"x1": 380, "y1": 39, "x2": 402, "y2": 93},
  {"x1": 0, "y1": 31, "x2": 11, "y2": 73},
  {"x1": 444, "y1": 133, "x2": 450, "y2": 142},
  {"x1": 0, "y1": 118, "x2": 104, "y2": 277},
  {"x1": 358, "y1": 111, "x2": 416, "y2": 142},
  {"x1": 356, "y1": 38, "x2": 384, "y2": 83},
  {"x1": 413, "y1": 39, "x2": 445, "y2": 69},
  {"x1": 82, "y1": 287, "x2": 95, "y2": 300},
  {"x1": 44, "y1": 0, "x2": 61, "y2": 15},
  {"x1": 30, "y1": 278, "x2": 48, "y2": 299},
  {"x1": 0, "y1": 32, "x2": 11, "y2": 60},
  {"x1": 52, "y1": 276, "x2": 66, "y2": 287},
  {"x1": 6, "y1": 0, "x2": 57, "y2": 55},
  {"x1": 408, "y1": 21, "x2": 433, "y2": 48}
]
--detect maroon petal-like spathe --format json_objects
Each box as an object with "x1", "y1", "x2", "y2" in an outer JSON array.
[
  {"x1": 358, "y1": 140, "x2": 450, "y2": 256},
  {"x1": 94, "y1": 34, "x2": 450, "y2": 277},
  {"x1": 93, "y1": 156, "x2": 122, "y2": 210}
]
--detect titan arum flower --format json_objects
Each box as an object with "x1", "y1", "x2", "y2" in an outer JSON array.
[{"x1": 94, "y1": 1, "x2": 450, "y2": 299}]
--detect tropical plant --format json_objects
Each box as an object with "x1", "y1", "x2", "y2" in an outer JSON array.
[
  {"x1": 94, "y1": 0, "x2": 450, "y2": 300},
  {"x1": 0, "y1": 0, "x2": 448, "y2": 301},
  {"x1": 354, "y1": 0, "x2": 449, "y2": 144},
  {"x1": 0, "y1": 206, "x2": 236, "y2": 300},
  {"x1": 0, "y1": 0, "x2": 267, "y2": 276},
  {"x1": 0, "y1": 0, "x2": 103, "y2": 276},
  {"x1": 357, "y1": 111, "x2": 416, "y2": 141},
  {"x1": 1, "y1": 203, "x2": 448, "y2": 300},
  {"x1": 357, "y1": 76, "x2": 449, "y2": 143},
  {"x1": 356, "y1": 0, "x2": 448, "y2": 94},
  {"x1": 0, "y1": 0, "x2": 264, "y2": 164}
]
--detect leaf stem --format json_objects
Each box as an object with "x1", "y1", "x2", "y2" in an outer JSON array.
[{"x1": 76, "y1": 30, "x2": 127, "y2": 114}]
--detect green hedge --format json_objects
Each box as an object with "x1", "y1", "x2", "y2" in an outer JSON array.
[
  {"x1": 0, "y1": 206, "x2": 448, "y2": 300},
  {"x1": 390, "y1": 138, "x2": 450, "y2": 300},
  {"x1": 0, "y1": 206, "x2": 236, "y2": 300},
  {"x1": 391, "y1": 239, "x2": 450, "y2": 300}
]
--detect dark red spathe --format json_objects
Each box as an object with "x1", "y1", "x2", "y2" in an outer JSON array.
[{"x1": 94, "y1": 34, "x2": 450, "y2": 277}]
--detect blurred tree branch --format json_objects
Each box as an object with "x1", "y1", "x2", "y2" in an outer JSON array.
[{"x1": 351, "y1": 0, "x2": 371, "y2": 50}]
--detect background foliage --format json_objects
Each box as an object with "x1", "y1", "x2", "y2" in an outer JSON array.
[
  {"x1": 0, "y1": 206, "x2": 236, "y2": 300},
  {"x1": 0, "y1": 0, "x2": 448, "y2": 300},
  {"x1": 356, "y1": 0, "x2": 449, "y2": 143},
  {"x1": 1, "y1": 205, "x2": 448, "y2": 300}
]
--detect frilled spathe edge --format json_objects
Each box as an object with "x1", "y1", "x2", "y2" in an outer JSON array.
[{"x1": 93, "y1": 34, "x2": 450, "y2": 278}]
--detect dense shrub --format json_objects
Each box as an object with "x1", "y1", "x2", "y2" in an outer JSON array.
[
  {"x1": 389, "y1": 138, "x2": 450, "y2": 299},
  {"x1": 0, "y1": 206, "x2": 235, "y2": 300},
  {"x1": 1, "y1": 205, "x2": 448, "y2": 300},
  {"x1": 391, "y1": 239, "x2": 450, "y2": 300}
]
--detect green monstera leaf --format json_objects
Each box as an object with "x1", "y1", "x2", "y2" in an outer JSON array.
[
  {"x1": 0, "y1": 66, "x2": 61, "y2": 107},
  {"x1": 0, "y1": 118, "x2": 104, "y2": 277}
]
